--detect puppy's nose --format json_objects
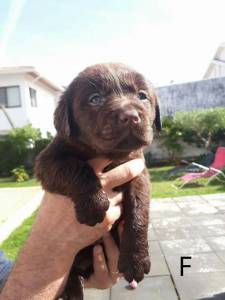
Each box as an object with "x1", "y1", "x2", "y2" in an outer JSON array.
[{"x1": 118, "y1": 109, "x2": 141, "y2": 125}]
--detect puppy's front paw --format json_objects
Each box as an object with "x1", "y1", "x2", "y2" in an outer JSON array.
[
  {"x1": 118, "y1": 251, "x2": 151, "y2": 283},
  {"x1": 75, "y1": 190, "x2": 109, "y2": 226}
]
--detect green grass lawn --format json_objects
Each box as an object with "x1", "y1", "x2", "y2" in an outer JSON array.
[
  {"x1": 0, "y1": 177, "x2": 40, "y2": 188},
  {"x1": 0, "y1": 212, "x2": 37, "y2": 260},
  {"x1": 150, "y1": 166, "x2": 225, "y2": 198},
  {"x1": 1, "y1": 165, "x2": 225, "y2": 260}
]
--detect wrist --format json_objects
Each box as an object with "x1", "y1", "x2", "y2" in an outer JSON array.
[
  {"x1": 33, "y1": 192, "x2": 81, "y2": 251},
  {"x1": 0, "y1": 193, "x2": 80, "y2": 300}
]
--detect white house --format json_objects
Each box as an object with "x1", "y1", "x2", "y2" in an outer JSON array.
[
  {"x1": 204, "y1": 42, "x2": 225, "y2": 79},
  {"x1": 0, "y1": 66, "x2": 64, "y2": 136}
]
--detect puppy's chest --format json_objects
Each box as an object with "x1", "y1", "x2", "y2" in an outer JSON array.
[
  {"x1": 70, "y1": 142, "x2": 144, "y2": 165},
  {"x1": 103, "y1": 151, "x2": 144, "y2": 175}
]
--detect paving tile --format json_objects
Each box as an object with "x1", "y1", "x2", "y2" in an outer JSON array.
[
  {"x1": 215, "y1": 251, "x2": 225, "y2": 263},
  {"x1": 151, "y1": 197, "x2": 174, "y2": 203},
  {"x1": 177, "y1": 203, "x2": 219, "y2": 215},
  {"x1": 217, "y1": 206, "x2": 225, "y2": 212},
  {"x1": 148, "y1": 226, "x2": 158, "y2": 241},
  {"x1": 84, "y1": 288, "x2": 110, "y2": 300},
  {"x1": 201, "y1": 194, "x2": 225, "y2": 201},
  {"x1": 160, "y1": 239, "x2": 212, "y2": 256},
  {"x1": 150, "y1": 240, "x2": 165, "y2": 254},
  {"x1": 206, "y1": 236, "x2": 225, "y2": 251},
  {"x1": 154, "y1": 226, "x2": 202, "y2": 241},
  {"x1": 189, "y1": 214, "x2": 225, "y2": 226},
  {"x1": 152, "y1": 216, "x2": 193, "y2": 229},
  {"x1": 148, "y1": 241, "x2": 169, "y2": 276},
  {"x1": 111, "y1": 276, "x2": 178, "y2": 300},
  {"x1": 165, "y1": 253, "x2": 225, "y2": 277},
  {"x1": 173, "y1": 195, "x2": 204, "y2": 203},
  {"x1": 173, "y1": 272, "x2": 225, "y2": 300},
  {"x1": 174, "y1": 195, "x2": 204, "y2": 203},
  {"x1": 195, "y1": 224, "x2": 225, "y2": 237},
  {"x1": 151, "y1": 202, "x2": 182, "y2": 218},
  {"x1": 204, "y1": 198, "x2": 225, "y2": 207}
]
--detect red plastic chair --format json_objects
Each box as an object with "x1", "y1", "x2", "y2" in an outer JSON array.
[{"x1": 173, "y1": 147, "x2": 225, "y2": 188}]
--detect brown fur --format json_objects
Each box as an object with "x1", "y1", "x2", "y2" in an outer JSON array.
[{"x1": 35, "y1": 63, "x2": 161, "y2": 300}]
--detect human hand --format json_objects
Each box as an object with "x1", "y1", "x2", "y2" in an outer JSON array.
[
  {"x1": 0, "y1": 159, "x2": 144, "y2": 300},
  {"x1": 84, "y1": 222, "x2": 124, "y2": 289},
  {"x1": 73, "y1": 158, "x2": 145, "y2": 250},
  {"x1": 33, "y1": 158, "x2": 144, "y2": 254}
]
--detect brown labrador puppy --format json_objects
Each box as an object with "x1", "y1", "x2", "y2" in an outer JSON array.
[{"x1": 35, "y1": 63, "x2": 161, "y2": 300}]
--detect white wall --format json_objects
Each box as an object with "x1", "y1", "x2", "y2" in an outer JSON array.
[
  {"x1": 0, "y1": 74, "x2": 28, "y2": 131},
  {"x1": 0, "y1": 73, "x2": 60, "y2": 136},
  {"x1": 24, "y1": 75, "x2": 58, "y2": 136},
  {"x1": 209, "y1": 64, "x2": 225, "y2": 78}
]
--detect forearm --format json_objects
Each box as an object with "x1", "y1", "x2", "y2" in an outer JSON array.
[{"x1": 0, "y1": 193, "x2": 80, "y2": 300}]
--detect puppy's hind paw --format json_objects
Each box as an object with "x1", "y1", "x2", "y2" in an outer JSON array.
[{"x1": 118, "y1": 253, "x2": 151, "y2": 283}]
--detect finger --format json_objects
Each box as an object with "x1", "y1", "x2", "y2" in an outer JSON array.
[
  {"x1": 93, "y1": 245, "x2": 109, "y2": 278},
  {"x1": 102, "y1": 204, "x2": 122, "y2": 230},
  {"x1": 100, "y1": 159, "x2": 145, "y2": 189},
  {"x1": 103, "y1": 234, "x2": 120, "y2": 275},
  {"x1": 108, "y1": 191, "x2": 123, "y2": 207},
  {"x1": 118, "y1": 221, "x2": 124, "y2": 241},
  {"x1": 88, "y1": 158, "x2": 111, "y2": 174}
]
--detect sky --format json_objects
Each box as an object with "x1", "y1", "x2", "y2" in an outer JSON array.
[{"x1": 0, "y1": 0, "x2": 225, "y2": 87}]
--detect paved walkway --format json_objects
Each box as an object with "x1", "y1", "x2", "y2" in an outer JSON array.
[
  {"x1": 0, "y1": 189, "x2": 225, "y2": 299},
  {"x1": 0, "y1": 187, "x2": 42, "y2": 243},
  {"x1": 84, "y1": 193, "x2": 225, "y2": 300}
]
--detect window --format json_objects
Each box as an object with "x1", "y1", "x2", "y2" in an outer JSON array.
[
  {"x1": 29, "y1": 88, "x2": 37, "y2": 107},
  {"x1": 0, "y1": 86, "x2": 21, "y2": 108}
]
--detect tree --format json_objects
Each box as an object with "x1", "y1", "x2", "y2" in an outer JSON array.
[{"x1": 174, "y1": 108, "x2": 225, "y2": 151}]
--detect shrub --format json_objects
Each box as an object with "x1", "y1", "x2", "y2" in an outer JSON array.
[
  {"x1": 0, "y1": 125, "x2": 53, "y2": 176},
  {"x1": 33, "y1": 132, "x2": 53, "y2": 157},
  {"x1": 159, "y1": 116, "x2": 184, "y2": 161},
  {"x1": 11, "y1": 166, "x2": 29, "y2": 182},
  {"x1": 175, "y1": 108, "x2": 225, "y2": 151},
  {"x1": 144, "y1": 151, "x2": 152, "y2": 168},
  {"x1": 158, "y1": 108, "x2": 225, "y2": 161}
]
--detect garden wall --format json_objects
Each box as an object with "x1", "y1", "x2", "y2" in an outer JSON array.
[
  {"x1": 157, "y1": 76, "x2": 225, "y2": 117},
  {"x1": 146, "y1": 139, "x2": 206, "y2": 162}
]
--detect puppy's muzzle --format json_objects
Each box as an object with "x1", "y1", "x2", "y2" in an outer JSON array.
[{"x1": 118, "y1": 109, "x2": 141, "y2": 125}]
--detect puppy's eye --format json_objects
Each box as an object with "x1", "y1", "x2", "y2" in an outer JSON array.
[
  {"x1": 138, "y1": 91, "x2": 148, "y2": 101},
  {"x1": 88, "y1": 93, "x2": 105, "y2": 106}
]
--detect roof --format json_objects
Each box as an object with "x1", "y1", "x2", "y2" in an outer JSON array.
[
  {"x1": 0, "y1": 66, "x2": 64, "y2": 92},
  {"x1": 204, "y1": 43, "x2": 225, "y2": 79}
]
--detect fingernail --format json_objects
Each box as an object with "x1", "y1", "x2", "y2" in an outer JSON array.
[
  {"x1": 94, "y1": 245, "x2": 102, "y2": 255},
  {"x1": 136, "y1": 159, "x2": 145, "y2": 172},
  {"x1": 119, "y1": 220, "x2": 125, "y2": 227}
]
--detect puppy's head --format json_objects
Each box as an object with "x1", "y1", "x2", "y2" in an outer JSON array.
[{"x1": 54, "y1": 63, "x2": 161, "y2": 153}]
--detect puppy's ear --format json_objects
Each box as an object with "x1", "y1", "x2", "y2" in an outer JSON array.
[
  {"x1": 155, "y1": 102, "x2": 162, "y2": 132},
  {"x1": 147, "y1": 81, "x2": 162, "y2": 132},
  {"x1": 54, "y1": 94, "x2": 71, "y2": 137},
  {"x1": 153, "y1": 93, "x2": 162, "y2": 132}
]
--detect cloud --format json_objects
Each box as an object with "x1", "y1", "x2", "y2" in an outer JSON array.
[{"x1": 0, "y1": 0, "x2": 27, "y2": 65}]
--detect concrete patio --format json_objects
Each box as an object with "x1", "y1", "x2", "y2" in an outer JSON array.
[{"x1": 84, "y1": 193, "x2": 225, "y2": 300}]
